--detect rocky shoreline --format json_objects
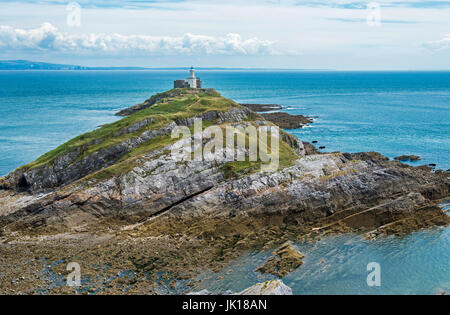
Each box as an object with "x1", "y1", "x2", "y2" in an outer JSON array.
[
  {"x1": 0, "y1": 88, "x2": 448, "y2": 294},
  {"x1": 394, "y1": 155, "x2": 422, "y2": 162},
  {"x1": 239, "y1": 103, "x2": 282, "y2": 112}
]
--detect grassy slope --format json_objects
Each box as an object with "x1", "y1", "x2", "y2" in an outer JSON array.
[
  {"x1": 20, "y1": 89, "x2": 234, "y2": 171},
  {"x1": 17, "y1": 88, "x2": 299, "y2": 185}
]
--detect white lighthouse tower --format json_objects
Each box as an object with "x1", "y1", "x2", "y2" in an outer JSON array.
[
  {"x1": 173, "y1": 66, "x2": 202, "y2": 89},
  {"x1": 186, "y1": 66, "x2": 197, "y2": 88}
]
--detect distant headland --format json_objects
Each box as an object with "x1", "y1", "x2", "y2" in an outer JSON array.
[{"x1": 0, "y1": 60, "x2": 326, "y2": 71}]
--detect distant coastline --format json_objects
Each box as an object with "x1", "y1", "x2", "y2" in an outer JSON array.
[
  {"x1": 0, "y1": 60, "x2": 328, "y2": 71},
  {"x1": 2, "y1": 61, "x2": 448, "y2": 71}
]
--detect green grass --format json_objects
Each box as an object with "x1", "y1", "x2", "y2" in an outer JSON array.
[
  {"x1": 18, "y1": 88, "x2": 239, "y2": 172},
  {"x1": 220, "y1": 128, "x2": 299, "y2": 179},
  {"x1": 70, "y1": 118, "x2": 231, "y2": 186},
  {"x1": 16, "y1": 87, "x2": 301, "y2": 187}
]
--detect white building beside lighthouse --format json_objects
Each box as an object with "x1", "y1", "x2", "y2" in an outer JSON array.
[{"x1": 174, "y1": 66, "x2": 202, "y2": 89}]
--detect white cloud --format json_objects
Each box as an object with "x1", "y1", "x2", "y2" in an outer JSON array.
[
  {"x1": 423, "y1": 34, "x2": 450, "y2": 50},
  {"x1": 0, "y1": 23, "x2": 279, "y2": 56}
]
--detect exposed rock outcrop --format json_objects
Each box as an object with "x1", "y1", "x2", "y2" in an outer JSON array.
[
  {"x1": 240, "y1": 104, "x2": 282, "y2": 112},
  {"x1": 240, "y1": 103, "x2": 313, "y2": 129},
  {"x1": 255, "y1": 242, "x2": 305, "y2": 277},
  {"x1": 261, "y1": 112, "x2": 312, "y2": 129},
  {"x1": 240, "y1": 280, "x2": 293, "y2": 295},
  {"x1": 188, "y1": 280, "x2": 292, "y2": 295}
]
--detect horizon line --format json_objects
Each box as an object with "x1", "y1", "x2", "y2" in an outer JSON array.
[{"x1": 1, "y1": 60, "x2": 450, "y2": 72}]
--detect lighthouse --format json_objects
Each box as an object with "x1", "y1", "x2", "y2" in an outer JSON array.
[
  {"x1": 174, "y1": 66, "x2": 202, "y2": 89},
  {"x1": 186, "y1": 66, "x2": 197, "y2": 88}
]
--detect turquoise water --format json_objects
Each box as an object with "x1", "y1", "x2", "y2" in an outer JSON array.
[
  {"x1": 0, "y1": 70, "x2": 449, "y2": 176},
  {"x1": 207, "y1": 71, "x2": 450, "y2": 170},
  {"x1": 0, "y1": 70, "x2": 449, "y2": 294}
]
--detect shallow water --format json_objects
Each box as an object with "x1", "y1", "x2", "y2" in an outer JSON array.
[
  {"x1": 197, "y1": 200, "x2": 449, "y2": 295},
  {"x1": 197, "y1": 219, "x2": 450, "y2": 294}
]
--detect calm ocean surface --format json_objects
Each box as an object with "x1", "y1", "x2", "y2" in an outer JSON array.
[{"x1": 0, "y1": 70, "x2": 449, "y2": 294}]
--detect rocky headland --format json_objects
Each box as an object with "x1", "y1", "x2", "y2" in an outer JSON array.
[{"x1": 0, "y1": 88, "x2": 448, "y2": 294}]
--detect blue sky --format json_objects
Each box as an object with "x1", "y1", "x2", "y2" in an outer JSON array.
[{"x1": 0, "y1": 0, "x2": 449, "y2": 69}]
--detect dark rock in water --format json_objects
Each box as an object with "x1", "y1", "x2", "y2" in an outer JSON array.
[
  {"x1": 255, "y1": 242, "x2": 305, "y2": 278},
  {"x1": 240, "y1": 103, "x2": 282, "y2": 112},
  {"x1": 312, "y1": 141, "x2": 318, "y2": 144},
  {"x1": 394, "y1": 155, "x2": 422, "y2": 162},
  {"x1": 319, "y1": 146, "x2": 326, "y2": 149},
  {"x1": 429, "y1": 164, "x2": 437, "y2": 167},
  {"x1": 241, "y1": 102, "x2": 313, "y2": 129},
  {"x1": 260, "y1": 112, "x2": 313, "y2": 129}
]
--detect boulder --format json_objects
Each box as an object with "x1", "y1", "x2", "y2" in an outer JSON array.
[
  {"x1": 239, "y1": 280, "x2": 293, "y2": 295},
  {"x1": 255, "y1": 242, "x2": 305, "y2": 277},
  {"x1": 187, "y1": 280, "x2": 293, "y2": 295}
]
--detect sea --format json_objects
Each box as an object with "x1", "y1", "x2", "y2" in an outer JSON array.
[{"x1": 0, "y1": 70, "x2": 449, "y2": 294}]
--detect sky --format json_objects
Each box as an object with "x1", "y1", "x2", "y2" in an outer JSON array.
[{"x1": 0, "y1": 0, "x2": 449, "y2": 70}]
